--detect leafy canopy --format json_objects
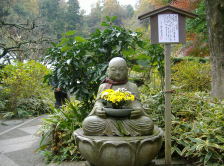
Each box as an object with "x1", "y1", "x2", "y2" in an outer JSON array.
[
  {"x1": 45, "y1": 16, "x2": 164, "y2": 109},
  {"x1": 45, "y1": 16, "x2": 143, "y2": 107}
]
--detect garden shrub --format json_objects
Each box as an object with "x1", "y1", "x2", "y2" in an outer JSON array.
[
  {"x1": 0, "y1": 65, "x2": 4, "y2": 83},
  {"x1": 38, "y1": 101, "x2": 88, "y2": 163},
  {"x1": 13, "y1": 97, "x2": 50, "y2": 118},
  {"x1": 1, "y1": 60, "x2": 53, "y2": 118},
  {"x1": 172, "y1": 61, "x2": 211, "y2": 92},
  {"x1": 141, "y1": 89, "x2": 224, "y2": 165},
  {"x1": 172, "y1": 56, "x2": 209, "y2": 64},
  {"x1": 44, "y1": 17, "x2": 153, "y2": 112}
]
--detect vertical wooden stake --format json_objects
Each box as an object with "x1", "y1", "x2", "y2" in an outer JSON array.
[{"x1": 164, "y1": 44, "x2": 172, "y2": 165}]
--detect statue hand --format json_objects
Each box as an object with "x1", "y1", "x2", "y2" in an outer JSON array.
[
  {"x1": 95, "y1": 107, "x2": 106, "y2": 118},
  {"x1": 130, "y1": 109, "x2": 142, "y2": 119}
]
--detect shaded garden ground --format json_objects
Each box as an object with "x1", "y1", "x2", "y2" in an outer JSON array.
[
  {"x1": 0, "y1": 116, "x2": 194, "y2": 166},
  {"x1": 0, "y1": 116, "x2": 86, "y2": 166}
]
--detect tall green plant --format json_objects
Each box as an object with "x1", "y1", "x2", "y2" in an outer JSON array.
[
  {"x1": 38, "y1": 101, "x2": 87, "y2": 163},
  {"x1": 131, "y1": 42, "x2": 164, "y2": 89},
  {"x1": 44, "y1": 16, "x2": 143, "y2": 110}
]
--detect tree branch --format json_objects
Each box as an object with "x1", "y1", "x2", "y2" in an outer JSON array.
[
  {"x1": 0, "y1": 20, "x2": 36, "y2": 30},
  {"x1": 0, "y1": 39, "x2": 52, "y2": 59}
]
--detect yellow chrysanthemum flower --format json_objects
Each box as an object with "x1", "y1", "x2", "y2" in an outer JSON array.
[{"x1": 101, "y1": 88, "x2": 135, "y2": 108}]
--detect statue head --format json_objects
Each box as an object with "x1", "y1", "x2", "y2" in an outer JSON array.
[{"x1": 107, "y1": 57, "x2": 128, "y2": 82}]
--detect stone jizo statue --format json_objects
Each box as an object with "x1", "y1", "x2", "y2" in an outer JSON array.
[{"x1": 82, "y1": 57, "x2": 154, "y2": 136}]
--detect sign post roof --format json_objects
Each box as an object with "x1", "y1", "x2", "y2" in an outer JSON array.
[{"x1": 138, "y1": 5, "x2": 197, "y2": 20}]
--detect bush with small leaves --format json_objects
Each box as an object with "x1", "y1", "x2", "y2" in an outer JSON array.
[
  {"x1": 172, "y1": 61, "x2": 211, "y2": 92},
  {"x1": 1, "y1": 60, "x2": 53, "y2": 119}
]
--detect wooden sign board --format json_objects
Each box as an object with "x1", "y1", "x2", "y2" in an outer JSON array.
[
  {"x1": 150, "y1": 11, "x2": 186, "y2": 44},
  {"x1": 158, "y1": 14, "x2": 179, "y2": 43},
  {"x1": 138, "y1": 5, "x2": 197, "y2": 44}
]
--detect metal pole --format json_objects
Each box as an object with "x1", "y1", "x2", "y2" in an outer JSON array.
[{"x1": 164, "y1": 44, "x2": 172, "y2": 165}]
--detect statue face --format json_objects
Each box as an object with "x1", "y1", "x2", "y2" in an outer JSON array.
[{"x1": 108, "y1": 58, "x2": 128, "y2": 81}]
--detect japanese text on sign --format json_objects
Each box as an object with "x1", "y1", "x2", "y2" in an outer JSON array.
[{"x1": 158, "y1": 14, "x2": 179, "y2": 43}]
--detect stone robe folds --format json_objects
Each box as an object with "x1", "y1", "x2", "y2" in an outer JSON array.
[{"x1": 82, "y1": 82, "x2": 154, "y2": 136}]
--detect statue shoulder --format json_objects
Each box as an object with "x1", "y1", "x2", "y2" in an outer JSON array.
[
  {"x1": 127, "y1": 81, "x2": 140, "y2": 99},
  {"x1": 96, "y1": 83, "x2": 107, "y2": 100},
  {"x1": 97, "y1": 83, "x2": 110, "y2": 95},
  {"x1": 127, "y1": 81, "x2": 138, "y2": 90},
  {"x1": 98, "y1": 83, "x2": 108, "y2": 91}
]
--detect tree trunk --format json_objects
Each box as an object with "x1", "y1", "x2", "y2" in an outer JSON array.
[{"x1": 206, "y1": 0, "x2": 224, "y2": 98}]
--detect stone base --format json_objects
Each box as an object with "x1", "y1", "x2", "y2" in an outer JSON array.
[
  {"x1": 85, "y1": 161, "x2": 156, "y2": 166},
  {"x1": 85, "y1": 161, "x2": 94, "y2": 166},
  {"x1": 74, "y1": 126, "x2": 163, "y2": 166}
]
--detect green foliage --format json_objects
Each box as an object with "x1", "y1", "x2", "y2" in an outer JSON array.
[
  {"x1": 1, "y1": 61, "x2": 53, "y2": 118},
  {"x1": 141, "y1": 90, "x2": 224, "y2": 165},
  {"x1": 85, "y1": 1, "x2": 136, "y2": 34},
  {"x1": 172, "y1": 56, "x2": 209, "y2": 64},
  {"x1": 2, "y1": 61, "x2": 51, "y2": 98},
  {"x1": 0, "y1": 65, "x2": 4, "y2": 82},
  {"x1": 101, "y1": 0, "x2": 127, "y2": 26},
  {"x1": 186, "y1": 0, "x2": 207, "y2": 40},
  {"x1": 124, "y1": 5, "x2": 134, "y2": 18},
  {"x1": 38, "y1": 101, "x2": 87, "y2": 163},
  {"x1": 66, "y1": 0, "x2": 81, "y2": 31},
  {"x1": 45, "y1": 17, "x2": 143, "y2": 110},
  {"x1": 0, "y1": 99, "x2": 6, "y2": 113},
  {"x1": 85, "y1": 2, "x2": 102, "y2": 34},
  {"x1": 172, "y1": 61, "x2": 211, "y2": 92},
  {"x1": 39, "y1": 0, "x2": 60, "y2": 20},
  {"x1": 132, "y1": 42, "x2": 164, "y2": 88},
  {"x1": 39, "y1": 0, "x2": 65, "y2": 36},
  {"x1": 185, "y1": 0, "x2": 208, "y2": 57},
  {"x1": 0, "y1": 0, "x2": 11, "y2": 19},
  {"x1": 3, "y1": 97, "x2": 50, "y2": 119},
  {"x1": 171, "y1": 93, "x2": 224, "y2": 165},
  {"x1": 140, "y1": 87, "x2": 165, "y2": 126},
  {"x1": 91, "y1": 16, "x2": 143, "y2": 59},
  {"x1": 39, "y1": 0, "x2": 82, "y2": 38}
]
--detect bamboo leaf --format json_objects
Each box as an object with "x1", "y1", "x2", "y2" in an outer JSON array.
[{"x1": 204, "y1": 152, "x2": 212, "y2": 165}]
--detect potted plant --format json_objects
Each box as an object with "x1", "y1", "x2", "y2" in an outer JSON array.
[{"x1": 100, "y1": 88, "x2": 135, "y2": 117}]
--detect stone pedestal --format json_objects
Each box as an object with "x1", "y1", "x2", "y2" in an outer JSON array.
[{"x1": 73, "y1": 126, "x2": 163, "y2": 166}]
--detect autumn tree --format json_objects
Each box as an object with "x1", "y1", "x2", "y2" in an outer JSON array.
[
  {"x1": 86, "y1": 0, "x2": 134, "y2": 33},
  {"x1": 124, "y1": 5, "x2": 134, "y2": 18},
  {"x1": 86, "y1": 1, "x2": 102, "y2": 33},
  {"x1": 136, "y1": 0, "x2": 168, "y2": 16},
  {"x1": 39, "y1": 0, "x2": 64, "y2": 37},
  {"x1": 65, "y1": 0, "x2": 82, "y2": 31},
  {"x1": 206, "y1": 0, "x2": 224, "y2": 98},
  {"x1": 102, "y1": 0, "x2": 125, "y2": 25}
]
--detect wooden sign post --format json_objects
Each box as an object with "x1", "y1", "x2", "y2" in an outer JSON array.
[{"x1": 138, "y1": 5, "x2": 197, "y2": 165}]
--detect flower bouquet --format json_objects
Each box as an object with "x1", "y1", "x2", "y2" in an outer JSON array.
[{"x1": 100, "y1": 88, "x2": 135, "y2": 117}]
